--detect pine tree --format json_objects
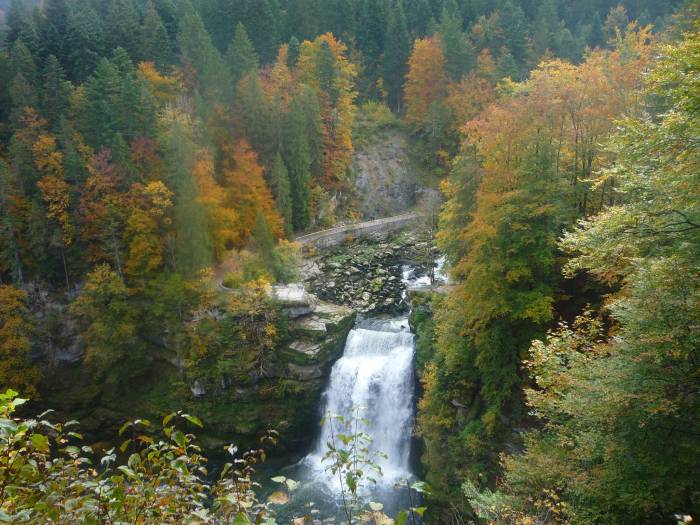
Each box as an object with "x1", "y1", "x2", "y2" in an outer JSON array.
[
  {"x1": 9, "y1": 74, "x2": 39, "y2": 116},
  {"x1": 269, "y1": 151, "x2": 293, "y2": 236},
  {"x1": 438, "y1": 7, "x2": 475, "y2": 81},
  {"x1": 250, "y1": 210, "x2": 280, "y2": 278},
  {"x1": 65, "y1": 0, "x2": 105, "y2": 82},
  {"x1": 293, "y1": 84, "x2": 323, "y2": 182},
  {"x1": 141, "y1": 0, "x2": 173, "y2": 68},
  {"x1": 79, "y1": 58, "x2": 119, "y2": 149},
  {"x1": 40, "y1": 0, "x2": 70, "y2": 65},
  {"x1": 285, "y1": 0, "x2": 318, "y2": 42},
  {"x1": 159, "y1": 111, "x2": 213, "y2": 275},
  {"x1": 41, "y1": 55, "x2": 72, "y2": 128},
  {"x1": 533, "y1": 0, "x2": 558, "y2": 57},
  {"x1": 10, "y1": 40, "x2": 38, "y2": 89},
  {"x1": 382, "y1": 1, "x2": 410, "y2": 111},
  {"x1": 198, "y1": 0, "x2": 244, "y2": 52},
  {"x1": 356, "y1": 0, "x2": 386, "y2": 86},
  {"x1": 177, "y1": 12, "x2": 231, "y2": 103},
  {"x1": 603, "y1": 5, "x2": 629, "y2": 43},
  {"x1": 405, "y1": 0, "x2": 433, "y2": 37},
  {"x1": 234, "y1": 73, "x2": 273, "y2": 160},
  {"x1": 287, "y1": 36, "x2": 300, "y2": 67},
  {"x1": 589, "y1": 11, "x2": 604, "y2": 47},
  {"x1": 0, "y1": 54, "x2": 12, "y2": 130},
  {"x1": 0, "y1": 161, "x2": 24, "y2": 285},
  {"x1": 499, "y1": 0, "x2": 529, "y2": 70},
  {"x1": 78, "y1": 51, "x2": 156, "y2": 150},
  {"x1": 105, "y1": 0, "x2": 142, "y2": 61},
  {"x1": 320, "y1": 0, "x2": 356, "y2": 40},
  {"x1": 6, "y1": 0, "x2": 41, "y2": 53},
  {"x1": 243, "y1": 0, "x2": 280, "y2": 63},
  {"x1": 496, "y1": 49, "x2": 518, "y2": 79},
  {"x1": 283, "y1": 92, "x2": 314, "y2": 231},
  {"x1": 225, "y1": 23, "x2": 259, "y2": 88}
]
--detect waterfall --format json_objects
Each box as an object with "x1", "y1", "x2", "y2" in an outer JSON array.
[{"x1": 304, "y1": 317, "x2": 416, "y2": 491}]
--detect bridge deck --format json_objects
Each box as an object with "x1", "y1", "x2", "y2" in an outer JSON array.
[{"x1": 295, "y1": 212, "x2": 421, "y2": 247}]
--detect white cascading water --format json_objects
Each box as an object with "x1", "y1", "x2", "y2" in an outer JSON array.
[{"x1": 304, "y1": 317, "x2": 416, "y2": 491}]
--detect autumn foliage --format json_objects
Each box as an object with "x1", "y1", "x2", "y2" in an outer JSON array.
[{"x1": 405, "y1": 37, "x2": 449, "y2": 125}]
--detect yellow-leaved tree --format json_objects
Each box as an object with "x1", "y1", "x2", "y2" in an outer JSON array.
[{"x1": 0, "y1": 285, "x2": 39, "y2": 396}]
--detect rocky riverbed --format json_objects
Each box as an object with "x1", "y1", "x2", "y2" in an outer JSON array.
[{"x1": 299, "y1": 231, "x2": 443, "y2": 314}]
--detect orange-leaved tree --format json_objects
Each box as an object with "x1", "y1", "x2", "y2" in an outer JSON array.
[
  {"x1": 404, "y1": 37, "x2": 449, "y2": 126},
  {"x1": 191, "y1": 149, "x2": 239, "y2": 259},
  {"x1": 222, "y1": 140, "x2": 283, "y2": 246}
]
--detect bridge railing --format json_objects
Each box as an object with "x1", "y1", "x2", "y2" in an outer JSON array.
[{"x1": 295, "y1": 212, "x2": 423, "y2": 248}]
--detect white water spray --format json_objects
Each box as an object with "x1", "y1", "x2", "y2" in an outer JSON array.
[{"x1": 304, "y1": 317, "x2": 416, "y2": 491}]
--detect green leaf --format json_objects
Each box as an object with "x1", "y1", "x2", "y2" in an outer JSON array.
[
  {"x1": 118, "y1": 421, "x2": 132, "y2": 436},
  {"x1": 395, "y1": 509, "x2": 408, "y2": 525},
  {"x1": 162, "y1": 412, "x2": 176, "y2": 427},
  {"x1": 410, "y1": 481, "x2": 429, "y2": 493},
  {"x1": 117, "y1": 465, "x2": 138, "y2": 479},
  {"x1": 346, "y1": 472, "x2": 357, "y2": 494},
  {"x1": 172, "y1": 430, "x2": 187, "y2": 448},
  {"x1": 369, "y1": 502, "x2": 384, "y2": 511},
  {"x1": 183, "y1": 414, "x2": 203, "y2": 428},
  {"x1": 232, "y1": 512, "x2": 251, "y2": 525},
  {"x1": 119, "y1": 439, "x2": 131, "y2": 453},
  {"x1": 11, "y1": 397, "x2": 28, "y2": 408},
  {"x1": 414, "y1": 507, "x2": 427, "y2": 517},
  {"x1": 127, "y1": 453, "x2": 141, "y2": 468},
  {"x1": 285, "y1": 478, "x2": 299, "y2": 491},
  {"x1": 0, "y1": 419, "x2": 18, "y2": 433},
  {"x1": 270, "y1": 476, "x2": 286, "y2": 483},
  {"x1": 31, "y1": 433, "x2": 49, "y2": 453}
]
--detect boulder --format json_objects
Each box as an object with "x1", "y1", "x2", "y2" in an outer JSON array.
[
  {"x1": 270, "y1": 283, "x2": 318, "y2": 318},
  {"x1": 287, "y1": 363, "x2": 324, "y2": 381},
  {"x1": 191, "y1": 380, "x2": 206, "y2": 398},
  {"x1": 288, "y1": 340, "x2": 324, "y2": 358}
]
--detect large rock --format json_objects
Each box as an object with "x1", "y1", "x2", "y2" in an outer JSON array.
[
  {"x1": 283, "y1": 301, "x2": 356, "y2": 364},
  {"x1": 286, "y1": 363, "x2": 324, "y2": 381},
  {"x1": 288, "y1": 340, "x2": 323, "y2": 358},
  {"x1": 269, "y1": 283, "x2": 318, "y2": 318}
]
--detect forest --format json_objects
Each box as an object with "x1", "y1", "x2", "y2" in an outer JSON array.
[{"x1": 0, "y1": 0, "x2": 698, "y2": 523}]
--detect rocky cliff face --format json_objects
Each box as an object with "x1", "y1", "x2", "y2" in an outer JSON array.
[
  {"x1": 191, "y1": 292, "x2": 355, "y2": 454},
  {"x1": 350, "y1": 130, "x2": 421, "y2": 219}
]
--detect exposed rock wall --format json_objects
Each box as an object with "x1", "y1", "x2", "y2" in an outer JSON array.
[
  {"x1": 350, "y1": 130, "x2": 421, "y2": 219},
  {"x1": 192, "y1": 296, "x2": 355, "y2": 453}
]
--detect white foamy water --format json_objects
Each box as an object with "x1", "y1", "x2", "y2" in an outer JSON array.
[
  {"x1": 401, "y1": 255, "x2": 449, "y2": 290},
  {"x1": 303, "y1": 317, "x2": 416, "y2": 491}
]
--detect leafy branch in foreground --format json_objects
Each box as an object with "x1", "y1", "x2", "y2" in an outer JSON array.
[
  {"x1": 0, "y1": 389, "x2": 279, "y2": 524},
  {"x1": 322, "y1": 407, "x2": 430, "y2": 525},
  {"x1": 322, "y1": 408, "x2": 386, "y2": 525}
]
